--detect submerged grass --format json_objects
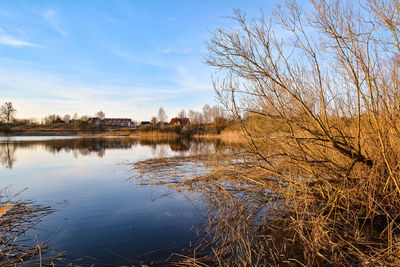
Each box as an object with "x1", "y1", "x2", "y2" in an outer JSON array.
[{"x1": 131, "y1": 152, "x2": 284, "y2": 266}]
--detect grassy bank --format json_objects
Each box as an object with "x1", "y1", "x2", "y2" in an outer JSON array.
[
  {"x1": 0, "y1": 123, "x2": 136, "y2": 136},
  {"x1": 0, "y1": 123, "x2": 243, "y2": 143}
]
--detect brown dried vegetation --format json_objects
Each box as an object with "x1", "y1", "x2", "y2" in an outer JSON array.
[
  {"x1": 0, "y1": 190, "x2": 64, "y2": 266},
  {"x1": 135, "y1": 0, "x2": 400, "y2": 266}
]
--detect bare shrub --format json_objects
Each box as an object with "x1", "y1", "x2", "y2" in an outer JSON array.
[
  {"x1": 129, "y1": 1, "x2": 400, "y2": 265},
  {"x1": 201, "y1": 0, "x2": 400, "y2": 265}
]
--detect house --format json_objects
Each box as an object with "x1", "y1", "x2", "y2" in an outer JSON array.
[
  {"x1": 101, "y1": 118, "x2": 132, "y2": 127},
  {"x1": 156, "y1": 122, "x2": 169, "y2": 127},
  {"x1": 169, "y1": 117, "x2": 190, "y2": 126},
  {"x1": 87, "y1": 118, "x2": 133, "y2": 127},
  {"x1": 87, "y1": 117, "x2": 101, "y2": 125},
  {"x1": 139, "y1": 121, "x2": 151, "y2": 127}
]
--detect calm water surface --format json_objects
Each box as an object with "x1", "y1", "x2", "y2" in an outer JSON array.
[{"x1": 0, "y1": 136, "x2": 214, "y2": 265}]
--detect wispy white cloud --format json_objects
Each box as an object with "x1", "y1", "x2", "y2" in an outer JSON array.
[
  {"x1": 174, "y1": 65, "x2": 212, "y2": 92},
  {"x1": 0, "y1": 66, "x2": 168, "y2": 119},
  {"x1": 112, "y1": 49, "x2": 166, "y2": 68},
  {"x1": 0, "y1": 28, "x2": 37, "y2": 47},
  {"x1": 162, "y1": 47, "x2": 193, "y2": 54},
  {"x1": 103, "y1": 15, "x2": 119, "y2": 23},
  {"x1": 42, "y1": 9, "x2": 67, "y2": 37}
]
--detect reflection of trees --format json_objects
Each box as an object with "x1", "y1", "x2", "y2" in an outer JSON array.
[
  {"x1": 0, "y1": 137, "x2": 232, "y2": 167},
  {"x1": 43, "y1": 138, "x2": 136, "y2": 158},
  {"x1": 0, "y1": 141, "x2": 16, "y2": 169},
  {"x1": 169, "y1": 139, "x2": 190, "y2": 152},
  {"x1": 0, "y1": 138, "x2": 139, "y2": 164},
  {"x1": 156, "y1": 145, "x2": 168, "y2": 158}
]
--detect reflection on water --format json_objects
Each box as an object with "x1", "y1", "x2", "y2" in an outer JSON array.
[
  {"x1": 0, "y1": 141, "x2": 16, "y2": 168},
  {"x1": 0, "y1": 137, "x2": 217, "y2": 169},
  {"x1": 0, "y1": 136, "x2": 220, "y2": 265}
]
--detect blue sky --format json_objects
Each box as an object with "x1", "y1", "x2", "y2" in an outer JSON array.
[{"x1": 0, "y1": 0, "x2": 274, "y2": 121}]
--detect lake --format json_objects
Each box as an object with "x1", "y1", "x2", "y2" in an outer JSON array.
[{"x1": 0, "y1": 136, "x2": 216, "y2": 265}]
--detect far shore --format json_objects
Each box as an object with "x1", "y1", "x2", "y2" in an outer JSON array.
[{"x1": 0, "y1": 123, "x2": 243, "y2": 143}]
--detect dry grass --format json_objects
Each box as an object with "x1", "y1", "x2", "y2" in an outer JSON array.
[
  {"x1": 134, "y1": 131, "x2": 181, "y2": 140},
  {"x1": 131, "y1": 114, "x2": 400, "y2": 266},
  {"x1": 0, "y1": 204, "x2": 13, "y2": 217},
  {"x1": 198, "y1": 0, "x2": 400, "y2": 265},
  {"x1": 78, "y1": 130, "x2": 133, "y2": 136},
  {"x1": 0, "y1": 190, "x2": 64, "y2": 266},
  {"x1": 193, "y1": 130, "x2": 244, "y2": 144},
  {"x1": 186, "y1": 118, "x2": 400, "y2": 266}
]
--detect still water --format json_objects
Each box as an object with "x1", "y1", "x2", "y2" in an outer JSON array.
[{"x1": 0, "y1": 136, "x2": 214, "y2": 265}]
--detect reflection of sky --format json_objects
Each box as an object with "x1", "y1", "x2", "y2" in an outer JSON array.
[{"x1": 0, "y1": 137, "x2": 207, "y2": 264}]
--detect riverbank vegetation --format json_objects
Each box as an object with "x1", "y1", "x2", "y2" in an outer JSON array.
[
  {"x1": 138, "y1": 118, "x2": 235, "y2": 137},
  {"x1": 133, "y1": 0, "x2": 400, "y2": 265},
  {"x1": 0, "y1": 117, "x2": 240, "y2": 140},
  {"x1": 0, "y1": 105, "x2": 240, "y2": 139}
]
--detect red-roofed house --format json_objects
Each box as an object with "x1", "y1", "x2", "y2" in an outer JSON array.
[{"x1": 169, "y1": 117, "x2": 190, "y2": 126}]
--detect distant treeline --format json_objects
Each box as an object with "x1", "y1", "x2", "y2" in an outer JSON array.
[{"x1": 139, "y1": 116, "x2": 232, "y2": 136}]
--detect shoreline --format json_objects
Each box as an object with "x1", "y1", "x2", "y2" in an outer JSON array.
[
  {"x1": 0, "y1": 123, "x2": 243, "y2": 142},
  {"x1": 0, "y1": 130, "x2": 244, "y2": 142}
]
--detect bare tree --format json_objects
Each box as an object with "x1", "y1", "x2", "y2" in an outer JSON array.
[
  {"x1": 210, "y1": 105, "x2": 226, "y2": 122},
  {"x1": 0, "y1": 102, "x2": 16, "y2": 125},
  {"x1": 188, "y1": 110, "x2": 204, "y2": 124},
  {"x1": 95, "y1": 110, "x2": 105, "y2": 120},
  {"x1": 43, "y1": 114, "x2": 62, "y2": 124},
  {"x1": 205, "y1": 1, "x2": 400, "y2": 265},
  {"x1": 151, "y1": 116, "x2": 157, "y2": 127},
  {"x1": 63, "y1": 114, "x2": 71, "y2": 121},
  {"x1": 177, "y1": 109, "x2": 186, "y2": 119},
  {"x1": 80, "y1": 115, "x2": 88, "y2": 121},
  {"x1": 202, "y1": 104, "x2": 212, "y2": 123},
  {"x1": 157, "y1": 107, "x2": 167, "y2": 123}
]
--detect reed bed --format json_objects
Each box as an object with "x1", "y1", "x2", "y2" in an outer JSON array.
[
  {"x1": 191, "y1": 0, "x2": 400, "y2": 265},
  {"x1": 135, "y1": 132, "x2": 181, "y2": 140},
  {"x1": 193, "y1": 131, "x2": 244, "y2": 144},
  {"x1": 0, "y1": 190, "x2": 64, "y2": 266},
  {"x1": 131, "y1": 136, "x2": 400, "y2": 266}
]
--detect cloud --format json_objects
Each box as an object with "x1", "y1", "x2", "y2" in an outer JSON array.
[
  {"x1": 0, "y1": 28, "x2": 37, "y2": 47},
  {"x1": 174, "y1": 65, "x2": 212, "y2": 92},
  {"x1": 103, "y1": 15, "x2": 119, "y2": 23},
  {"x1": 0, "y1": 66, "x2": 166, "y2": 119},
  {"x1": 112, "y1": 49, "x2": 166, "y2": 68},
  {"x1": 42, "y1": 9, "x2": 67, "y2": 37},
  {"x1": 162, "y1": 48, "x2": 193, "y2": 54}
]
